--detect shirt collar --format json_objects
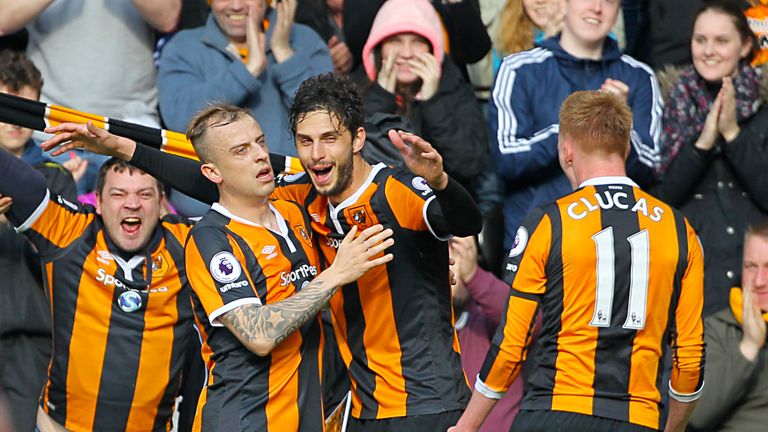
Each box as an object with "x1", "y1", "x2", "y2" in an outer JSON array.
[{"x1": 578, "y1": 176, "x2": 638, "y2": 189}]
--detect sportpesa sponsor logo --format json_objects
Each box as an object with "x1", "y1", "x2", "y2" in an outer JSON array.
[
  {"x1": 96, "y1": 268, "x2": 169, "y2": 293},
  {"x1": 280, "y1": 264, "x2": 317, "y2": 286}
]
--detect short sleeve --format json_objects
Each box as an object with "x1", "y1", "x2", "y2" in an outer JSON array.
[
  {"x1": 185, "y1": 226, "x2": 261, "y2": 326},
  {"x1": 18, "y1": 190, "x2": 95, "y2": 258}
]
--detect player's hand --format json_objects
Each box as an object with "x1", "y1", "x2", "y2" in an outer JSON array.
[
  {"x1": 388, "y1": 129, "x2": 448, "y2": 190},
  {"x1": 0, "y1": 194, "x2": 12, "y2": 214},
  {"x1": 377, "y1": 51, "x2": 398, "y2": 94},
  {"x1": 408, "y1": 52, "x2": 440, "y2": 101},
  {"x1": 328, "y1": 36, "x2": 353, "y2": 74},
  {"x1": 270, "y1": 0, "x2": 297, "y2": 63},
  {"x1": 450, "y1": 236, "x2": 479, "y2": 284},
  {"x1": 328, "y1": 224, "x2": 394, "y2": 286},
  {"x1": 695, "y1": 90, "x2": 722, "y2": 151},
  {"x1": 718, "y1": 76, "x2": 740, "y2": 142},
  {"x1": 600, "y1": 78, "x2": 630, "y2": 103},
  {"x1": 42, "y1": 121, "x2": 137, "y2": 160},
  {"x1": 0, "y1": 195, "x2": 12, "y2": 227},
  {"x1": 447, "y1": 425, "x2": 478, "y2": 432},
  {"x1": 245, "y1": 1, "x2": 268, "y2": 76},
  {"x1": 740, "y1": 280, "x2": 767, "y2": 361}
]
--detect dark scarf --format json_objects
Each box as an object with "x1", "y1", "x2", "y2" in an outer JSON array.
[{"x1": 659, "y1": 62, "x2": 762, "y2": 173}]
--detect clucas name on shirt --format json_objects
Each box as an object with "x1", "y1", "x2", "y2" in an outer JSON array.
[{"x1": 567, "y1": 187, "x2": 664, "y2": 222}]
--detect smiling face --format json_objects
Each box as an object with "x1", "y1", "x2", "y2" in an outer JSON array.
[
  {"x1": 201, "y1": 116, "x2": 275, "y2": 200},
  {"x1": 210, "y1": 0, "x2": 264, "y2": 44},
  {"x1": 380, "y1": 32, "x2": 432, "y2": 84},
  {"x1": 0, "y1": 85, "x2": 39, "y2": 157},
  {"x1": 691, "y1": 9, "x2": 752, "y2": 83},
  {"x1": 295, "y1": 110, "x2": 364, "y2": 200},
  {"x1": 96, "y1": 166, "x2": 163, "y2": 253},
  {"x1": 524, "y1": 0, "x2": 562, "y2": 29},
  {"x1": 561, "y1": 0, "x2": 619, "y2": 50},
  {"x1": 743, "y1": 234, "x2": 768, "y2": 312}
]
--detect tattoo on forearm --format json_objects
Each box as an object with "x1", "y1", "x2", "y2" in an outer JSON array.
[{"x1": 220, "y1": 279, "x2": 337, "y2": 351}]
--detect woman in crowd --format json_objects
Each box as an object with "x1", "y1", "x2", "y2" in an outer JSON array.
[
  {"x1": 655, "y1": 0, "x2": 768, "y2": 316},
  {"x1": 353, "y1": 0, "x2": 489, "y2": 189}
]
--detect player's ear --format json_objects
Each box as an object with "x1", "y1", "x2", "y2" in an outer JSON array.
[
  {"x1": 200, "y1": 163, "x2": 223, "y2": 185},
  {"x1": 351, "y1": 126, "x2": 366, "y2": 154}
]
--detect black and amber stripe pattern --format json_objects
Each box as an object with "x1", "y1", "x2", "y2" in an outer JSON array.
[
  {"x1": 478, "y1": 179, "x2": 705, "y2": 430},
  {"x1": 185, "y1": 200, "x2": 324, "y2": 431},
  {"x1": 19, "y1": 192, "x2": 193, "y2": 432},
  {"x1": 274, "y1": 165, "x2": 470, "y2": 420}
]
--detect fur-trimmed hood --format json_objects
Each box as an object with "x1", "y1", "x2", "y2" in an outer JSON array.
[{"x1": 656, "y1": 63, "x2": 768, "y2": 103}]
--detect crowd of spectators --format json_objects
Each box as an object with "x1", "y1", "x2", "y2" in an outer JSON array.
[{"x1": 1, "y1": 0, "x2": 768, "y2": 431}]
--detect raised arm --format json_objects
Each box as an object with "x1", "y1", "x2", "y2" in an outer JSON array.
[
  {"x1": 219, "y1": 225, "x2": 393, "y2": 356},
  {"x1": 0, "y1": 0, "x2": 52, "y2": 36},
  {"x1": 131, "y1": 0, "x2": 181, "y2": 33},
  {"x1": 388, "y1": 130, "x2": 482, "y2": 237}
]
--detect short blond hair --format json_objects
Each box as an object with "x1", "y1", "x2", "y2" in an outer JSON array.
[
  {"x1": 559, "y1": 90, "x2": 632, "y2": 158},
  {"x1": 186, "y1": 104, "x2": 254, "y2": 163}
]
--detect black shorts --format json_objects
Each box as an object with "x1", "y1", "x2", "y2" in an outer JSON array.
[
  {"x1": 511, "y1": 410, "x2": 659, "y2": 432},
  {"x1": 346, "y1": 409, "x2": 463, "y2": 432}
]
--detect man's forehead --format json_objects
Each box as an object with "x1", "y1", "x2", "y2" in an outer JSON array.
[
  {"x1": 296, "y1": 110, "x2": 345, "y2": 134},
  {"x1": 104, "y1": 168, "x2": 158, "y2": 190}
]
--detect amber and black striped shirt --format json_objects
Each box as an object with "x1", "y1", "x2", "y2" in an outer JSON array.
[
  {"x1": 185, "y1": 201, "x2": 324, "y2": 431},
  {"x1": 477, "y1": 177, "x2": 705, "y2": 430},
  {"x1": 274, "y1": 163, "x2": 470, "y2": 420},
  {"x1": 17, "y1": 191, "x2": 193, "y2": 432}
]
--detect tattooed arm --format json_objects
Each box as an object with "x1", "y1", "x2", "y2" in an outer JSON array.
[{"x1": 219, "y1": 224, "x2": 394, "y2": 356}]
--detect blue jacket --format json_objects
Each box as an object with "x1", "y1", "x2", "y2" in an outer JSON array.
[
  {"x1": 489, "y1": 36, "x2": 662, "y2": 248},
  {"x1": 158, "y1": 11, "x2": 333, "y2": 156}
]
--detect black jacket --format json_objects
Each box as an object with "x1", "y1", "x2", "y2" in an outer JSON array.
[
  {"x1": 354, "y1": 58, "x2": 489, "y2": 188},
  {"x1": 652, "y1": 69, "x2": 768, "y2": 316}
]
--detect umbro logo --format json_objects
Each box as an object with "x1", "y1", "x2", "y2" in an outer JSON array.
[
  {"x1": 96, "y1": 250, "x2": 114, "y2": 265},
  {"x1": 311, "y1": 213, "x2": 321, "y2": 222},
  {"x1": 261, "y1": 245, "x2": 278, "y2": 260}
]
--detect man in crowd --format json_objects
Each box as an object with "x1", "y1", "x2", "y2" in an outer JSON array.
[
  {"x1": 42, "y1": 72, "x2": 483, "y2": 431},
  {"x1": 0, "y1": 148, "x2": 195, "y2": 430},
  {"x1": 450, "y1": 91, "x2": 704, "y2": 432},
  {"x1": 688, "y1": 222, "x2": 768, "y2": 432},
  {"x1": 0, "y1": 49, "x2": 76, "y2": 432},
  {"x1": 158, "y1": 0, "x2": 332, "y2": 156},
  {"x1": 491, "y1": 0, "x2": 661, "y2": 250}
]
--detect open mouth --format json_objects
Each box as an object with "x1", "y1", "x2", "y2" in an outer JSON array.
[
  {"x1": 121, "y1": 217, "x2": 142, "y2": 235},
  {"x1": 310, "y1": 165, "x2": 334, "y2": 185},
  {"x1": 256, "y1": 166, "x2": 273, "y2": 182}
]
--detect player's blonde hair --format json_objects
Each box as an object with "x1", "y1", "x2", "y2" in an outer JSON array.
[
  {"x1": 186, "y1": 104, "x2": 254, "y2": 163},
  {"x1": 559, "y1": 90, "x2": 631, "y2": 158}
]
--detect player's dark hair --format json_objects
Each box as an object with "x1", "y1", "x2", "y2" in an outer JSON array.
[
  {"x1": 290, "y1": 73, "x2": 365, "y2": 136},
  {"x1": 96, "y1": 157, "x2": 163, "y2": 195},
  {"x1": 0, "y1": 49, "x2": 43, "y2": 94}
]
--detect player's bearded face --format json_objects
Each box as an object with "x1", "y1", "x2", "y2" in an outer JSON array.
[
  {"x1": 96, "y1": 168, "x2": 162, "y2": 253},
  {"x1": 295, "y1": 111, "x2": 356, "y2": 198}
]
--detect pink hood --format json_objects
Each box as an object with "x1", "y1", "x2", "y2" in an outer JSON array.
[{"x1": 362, "y1": 0, "x2": 445, "y2": 81}]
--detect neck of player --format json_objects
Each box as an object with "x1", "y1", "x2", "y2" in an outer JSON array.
[{"x1": 219, "y1": 192, "x2": 278, "y2": 230}]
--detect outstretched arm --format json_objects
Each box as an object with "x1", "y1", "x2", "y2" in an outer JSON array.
[
  {"x1": 220, "y1": 225, "x2": 394, "y2": 356},
  {"x1": 42, "y1": 122, "x2": 219, "y2": 203}
]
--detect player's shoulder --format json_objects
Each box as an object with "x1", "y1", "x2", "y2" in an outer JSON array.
[
  {"x1": 382, "y1": 165, "x2": 436, "y2": 196},
  {"x1": 270, "y1": 198, "x2": 310, "y2": 223}
]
